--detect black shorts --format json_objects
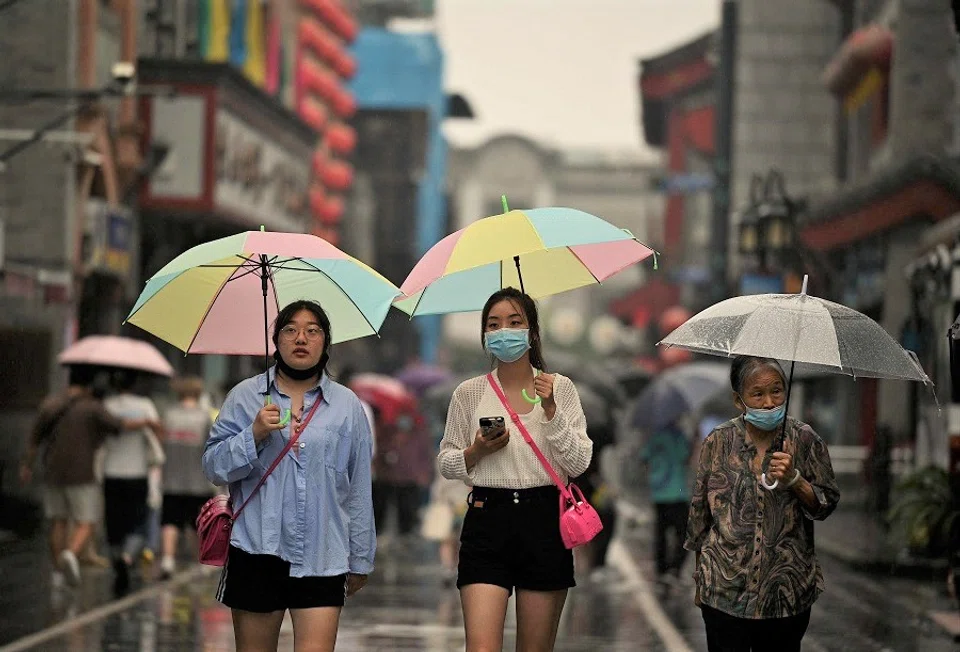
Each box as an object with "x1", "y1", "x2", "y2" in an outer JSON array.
[
  {"x1": 217, "y1": 546, "x2": 347, "y2": 612},
  {"x1": 161, "y1": 494, "x2": 208, "y2": 530},
  {"x1": 457, "y1": 485, "x2": 575, "y2": 594},
  {"x1": 104, "y1": 478, "x2": 148, "y2": 546}
]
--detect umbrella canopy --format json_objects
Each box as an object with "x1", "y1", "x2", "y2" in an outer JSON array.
[
  {"x1": 631, "y1": 361, "x2": 730, "y2": 431},
  {"x1": 659, "y1": 275, "x2": 932, "y2": 490},
  {"x1": 58, "y1": 335, "x2": 174, "y2": 377},
  {"x1": 125, "y1": 229, "x2": 401, "y2": 355},
  {"x1": 395, "y1": 204, "x2": 655, "y2": 316},
  {"x1": 395, "y1": 363, "x2": 452, "y2": 395},
  {"x1": 349, "y1": 373, "x2": 419, "y2": 425},
  {"x1": 659, "y1": 279, "x2": 930, "y2": 384}
]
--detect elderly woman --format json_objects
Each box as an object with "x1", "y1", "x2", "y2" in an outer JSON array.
[{"x1": 685, "y1": 355, "x2": 839, "y2": 652}]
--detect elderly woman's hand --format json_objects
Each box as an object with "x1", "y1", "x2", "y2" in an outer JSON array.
[{"x1": 767, "y1": 440, "x2": 796, "y2": 485}]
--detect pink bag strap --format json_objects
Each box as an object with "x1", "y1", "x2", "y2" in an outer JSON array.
[
  {"x1": 485, "y1": 373, "x2": 573, "y2": 502},
  {"x1": 233, "y1": 391, "x2": 323, "y2": 520}
]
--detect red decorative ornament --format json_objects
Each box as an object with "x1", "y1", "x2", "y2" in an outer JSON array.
[
  {"x1": 309, "y1": 185, "x2": 327, "y2": 219},
  {"x1": 320, "y1": 160, "x2": 354, "y2": 191},
  {"x1": 325, "y1": 123, "x2": 357, "y2": 155},
  {"x1": 319, "y1": 195, "x2": 344, "y2": 224},
  {"x1": 331, "y1": 87, "x2": 356, "y2": 118},
  {"x1": 299, "y1": 97, "x2": 328, "y2": 133}
]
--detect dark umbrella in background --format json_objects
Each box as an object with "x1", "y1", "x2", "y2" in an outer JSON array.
[
  {"x1": 631, "y1": 361, "x2": 730, "y2": 432},
  {"x1": 395, "y1": 363, "x2": 452, "y2": 396}
]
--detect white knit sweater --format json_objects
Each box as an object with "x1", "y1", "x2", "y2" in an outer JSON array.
[{"x1": 438, "y1": 370, "x2": 593, "y2": 489}]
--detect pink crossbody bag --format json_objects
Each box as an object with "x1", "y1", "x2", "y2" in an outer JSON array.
[
  {"x1": 486, "y1": 373, "x2": 603, "y2": 549},
  {"x1": 196, "y1": 395, "x2": 323, "y2": 566}
]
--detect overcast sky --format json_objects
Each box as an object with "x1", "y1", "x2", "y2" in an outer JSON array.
[{"x1": 435, "y1": 0, "x2": 719, "y2": 154}]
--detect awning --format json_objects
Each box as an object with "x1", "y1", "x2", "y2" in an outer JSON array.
[
  {"x1": 823, "y1": 25, "x2": 893, "y2": 112},
  {"x1": 800, "y1": 155, "x2": 960, "y2": 250}
]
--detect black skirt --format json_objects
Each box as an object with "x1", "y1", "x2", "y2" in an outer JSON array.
[{"x1": 217, "y1": 545, "x2": 348, "y2": 613}]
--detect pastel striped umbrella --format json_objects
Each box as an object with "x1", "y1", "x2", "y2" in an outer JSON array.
[
  {"x1": 125, "y1": 228, "x2": 400, "y2": 358},
  {"x1": 395, "y1": 200, "x2": 657, "y2": 317}
]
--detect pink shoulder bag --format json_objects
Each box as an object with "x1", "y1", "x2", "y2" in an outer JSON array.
[
  {"x1": 196, "y1": 395, "x2": 323, "y2": 566},
  {"x1": 486, "y1": 373, "x2": 603, "y2": 549}
]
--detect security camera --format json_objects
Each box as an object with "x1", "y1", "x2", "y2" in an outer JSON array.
[{"x1": 111, "y1": 62, "x2": 136, "y2": 93}]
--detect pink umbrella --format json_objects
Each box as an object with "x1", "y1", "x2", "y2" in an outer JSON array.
[{"x1": 58, "y1": 335, "x2": 175, "y2": 377}]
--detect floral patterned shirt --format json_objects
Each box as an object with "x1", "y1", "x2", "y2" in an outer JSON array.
[{"x1": 685, "y1": 416, "x2": 840, "y2": 619}]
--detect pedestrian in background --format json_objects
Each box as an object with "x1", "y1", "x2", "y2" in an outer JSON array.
[
  {"x1": 202, "y1": 300, "x2": 374, "y2": 652},
  {"x1": 159, "y1": 375, "x2": 214, "y2": 579},
  {"x1": 438, "y1": 287, "x2": 592, "y2": 652},
  {"x1": 20, "y1": 366, "x2": 158, "y2": 589},
  {"x1": 686, "y1": 356, "x2": 839, "y2": 652},
  {"x1": 102, "y1": 369, "x2": 164, "y2": 596},
  {"x1": 640, "y1": 417, "x2": 692, "y2": 593}
]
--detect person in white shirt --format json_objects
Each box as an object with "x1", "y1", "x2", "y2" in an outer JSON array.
[
  {"x1": 102, "y1": 369, "x2": 164, "y2": 596},
  {"x1": 438, "y1": 287, "x2": 592, "y2": 652}
]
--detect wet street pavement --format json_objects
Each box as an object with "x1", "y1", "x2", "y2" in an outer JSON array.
[{"x1": 2, "y1": 510, "x2": 959, "y2": 652}]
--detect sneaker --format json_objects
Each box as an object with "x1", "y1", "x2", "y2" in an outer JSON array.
[
  {"x1": 80, "y1": 550, "x2": 110, "y2": 568},
  {"x1": 59, "y1": 550, "x2": 81, "y2": 586},
  {"x1": 159, "y1": 556, "x2": 175, "y2": 580}
]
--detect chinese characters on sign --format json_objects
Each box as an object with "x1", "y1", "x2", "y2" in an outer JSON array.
[{"x1": 214, "y1": 110, "x2": 311, "y2": 232}]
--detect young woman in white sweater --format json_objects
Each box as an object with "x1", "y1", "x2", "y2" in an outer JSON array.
[{"x1": 438, "y1": 287, "x2": 592, "y2": 652}]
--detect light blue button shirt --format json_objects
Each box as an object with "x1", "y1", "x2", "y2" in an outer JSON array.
[{"x1": 202, "y1": 368, "x2": 375, "y2": 578}]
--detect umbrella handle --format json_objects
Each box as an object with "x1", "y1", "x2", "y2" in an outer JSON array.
[
  {"x1": 759, "y1": 473, "x2": 779, "y2": 491},
  {"x1": 521, "y1": 389, "x2": 541, "y2": 404},
  {"x1": 264, "y1": 396, "x2": 292, "y2": 427},
  {"x1": 522, "y1": 369, "x2": 543, "y2": 404}
]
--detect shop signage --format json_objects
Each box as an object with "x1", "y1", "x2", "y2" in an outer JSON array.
[
  {"x1": 84, "y1": 199, "x2": 132, "y2": 277},
  {"x1": 213, "y1": 109, "x2": 311, "y2": 232}
]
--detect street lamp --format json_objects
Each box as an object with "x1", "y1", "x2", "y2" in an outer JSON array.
[
  {"x1": 738, "y1": 173, "x2": 766, "y2": 260},
  {"x1": 757, "y1": 169, "x2": 796, "y2": 255},
  {"x1": 738, "y1": 169, "x2": 806, "y2": 266}
]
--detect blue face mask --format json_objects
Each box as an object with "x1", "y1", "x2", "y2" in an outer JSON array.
[
  {"x1": 742, "y1": 403, "x2": 786, "y2": 431},
  {"x1": 484, "y1": 328, "x2": 531, "y2": 363}
]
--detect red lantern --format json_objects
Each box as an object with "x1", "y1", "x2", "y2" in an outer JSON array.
[
  {"x1": 325, "y1": 122, "x2": 357, "y2": 155},
  {"x1": 299, "y1": 57, "x2": 337, "y2": 101},
  {"x1": 331, "y1": 87, "x2": 356, "y2": 118},
  {"x1": 312, "y1": 150, "x2": 328, "y2": 178},
  {"x1": 309, "y1": 185, "x2": 327, "y2": 219},
  {"x1": 319, "y1": 195, "x2": 344, "y2": 224},
  {"x1": 298, "y1": 18, "x2": 339, "y2": 63},
  {"x1": 299, "y1": 97, "x2": 328, "y2": 133},
  {"x1": 334, "y1": 50, "x2": 356, "y2": 79},
  {"x1": 320, "y1": 160, "x2": 354, "y2": 191},
  {"x1": 300, "y1": 0, "x2": 358, "y2": 43}
]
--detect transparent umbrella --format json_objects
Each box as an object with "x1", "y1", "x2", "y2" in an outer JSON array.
[{"x1": 659, "y1": 275, "x2": 933, "y2": 489}]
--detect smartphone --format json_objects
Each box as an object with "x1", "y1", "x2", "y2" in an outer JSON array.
[{"x1": 479, "y1": 416, "x2": 506, "y2": 440}]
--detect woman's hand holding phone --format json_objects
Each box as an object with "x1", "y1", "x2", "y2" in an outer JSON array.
[
  {"x1": 464, "y1": 419, "x2": 510, "y2": 471},
  {"x1": 474, "y1": 426, "x2": 510, "y2": 453}
]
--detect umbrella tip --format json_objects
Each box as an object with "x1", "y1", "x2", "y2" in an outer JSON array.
[
  {"x1": 801, "y1": 275, "x2": 808, "y2": 295},
  {"x1": 501, "y1": 195, "x2": 509, "y2": 213}
]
